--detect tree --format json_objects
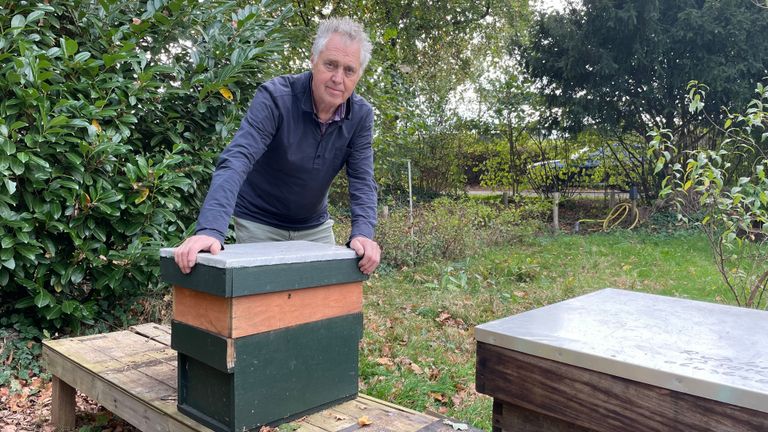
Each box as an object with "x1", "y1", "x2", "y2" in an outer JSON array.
[{"x1": 519, "y1": 0, "x2": 768, "y2": 199}]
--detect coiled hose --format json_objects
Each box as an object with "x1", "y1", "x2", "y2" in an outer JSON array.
[{"x1": 575, "y1": 202, "x2": 639, "y2": 232}]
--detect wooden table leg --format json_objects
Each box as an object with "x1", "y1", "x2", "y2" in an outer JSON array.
[{"x1": 51, "y1": 375, "x2": 76, "y2": 430}]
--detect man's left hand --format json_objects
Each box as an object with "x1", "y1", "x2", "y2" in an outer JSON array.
[{"x1": 349, "y1": 236, "x2": 381, "y2": 275}]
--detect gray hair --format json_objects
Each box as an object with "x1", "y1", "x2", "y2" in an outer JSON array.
[{"x1": 312, "y1": 17, "x2": 372, "y2": 73}]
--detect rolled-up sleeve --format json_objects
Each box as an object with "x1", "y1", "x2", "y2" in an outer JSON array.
[
  {"x1": 346, "y1": 106, "x2": 377, "y2": 240},
  {"x1": 195, "y1": 88, "x2": 279, "y2": 243}
]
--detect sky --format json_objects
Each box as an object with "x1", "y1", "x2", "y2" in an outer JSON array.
[{"x1": 534, "y1": 0, "x2": 571, "y2": 12}]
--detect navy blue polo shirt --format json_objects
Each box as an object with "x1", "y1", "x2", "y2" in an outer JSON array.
[{"x1": 195, "y1": 71, "x2": 377, "y2": 243}]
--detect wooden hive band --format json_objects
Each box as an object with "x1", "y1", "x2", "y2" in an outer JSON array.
[{"x1": 172, "y1": 282, "x2": 363, "y2": 338}]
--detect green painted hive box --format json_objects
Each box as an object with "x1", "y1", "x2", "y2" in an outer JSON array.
[{"x1": 160, "y1": 241, "x2": 367, "y2": 432}]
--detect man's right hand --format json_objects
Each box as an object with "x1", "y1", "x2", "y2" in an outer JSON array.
[{"x1": 173, "y1": 234, "x2": 222, "y2": 274}]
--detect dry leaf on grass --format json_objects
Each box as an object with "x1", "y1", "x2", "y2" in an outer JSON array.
[{"x1": 429, "y1": 392, "x2": 446, "y2": 403}]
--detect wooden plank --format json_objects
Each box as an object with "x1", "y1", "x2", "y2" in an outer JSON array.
[
  {"x1": 174, "y1": 282, "x2": 363, "y2": 339},
  {"x1": 230, "y1": 281, "x2": 362, "y2": 337},
  {"x1": 476, "y1": 342, "x2": 768, "y2": 432},
  {"x1": 43, "y1": 324, "x2": 459, "y2": 432},
  {"x1": 301, "y1": 408, "x2": 359, "y2": 430},
  {"x1": 358, "y1": 394, "x2": 424, "y2": 416},
  {"x1": 47, "y1": 334, "x2": 178, "y2": 377},
  {"x1": 289, "y1": 420, "x2": 329, "y2": 432},
  {"x1": 43, "y1": 343, "x2": 209, "y2": 432},
  {"x1": 493, "y1": 400, "x2": 591, "y2": 432},
  {"x1": 173, "y1": 286, "x2": 232, "y2": 337},
  {"x1": 51, "y1": 375, "x2": 76, "y2": 430},
  {"x1": 171, "y1": 321, "x2": 235, "y2": 373},
  {"x1": 329, "y1": 396, "x2": 434, "y2": 431},
  {"x1": 131, "y1": 323, "x2": 173, "y2": 346}
]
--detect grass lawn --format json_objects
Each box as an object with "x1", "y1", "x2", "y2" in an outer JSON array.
[{"x1": 357, "y1": 229, "x2": 728, "y2": 431}]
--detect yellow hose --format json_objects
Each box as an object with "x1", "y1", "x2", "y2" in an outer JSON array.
[{"x1": 577, "y1": 202, "x2": 639, "y2": 232}]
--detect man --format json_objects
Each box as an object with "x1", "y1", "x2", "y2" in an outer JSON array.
[{"x1": 174, "y1": 17, "x2": 381, "y2": 275}]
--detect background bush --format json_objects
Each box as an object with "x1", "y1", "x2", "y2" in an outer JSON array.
[
  {"x1": 365, "y1": 197, "x2": 549, "y2": 270},
  {"x1": 0, "y1": 0, "x2": 293, "y2": 342}
]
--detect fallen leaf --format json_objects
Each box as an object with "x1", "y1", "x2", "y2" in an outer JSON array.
[
  {"x1": 376, "y1": 357, "x2": 394, "y2": 366},
  {"x1": 258, "y1": 426, "x2": 278, "y2": 432},
  {"x1": 332, "y1": 413, "x2": 346, "y2": 421},
  {"x1": 395, "y1": 357, "x2": 411, "y2": 366},
  {"x1": 429, "y1": 392, "x2": 446, "y2": 403},
  {"x1": 428, "y1": 367, "x2": 440, "y2": 381},
  {"x1": 409, "y1": 363, "x2": 424, "y2": 374},
  {"x1": 438, "y1": 406, "x2": 449, "y2": 414},
  {"x1": 357, "y1": 415, "x2": 373, "y2": 427},
  {"x1": 513, "y1": 291, "x2": 528, "y2": 298}
]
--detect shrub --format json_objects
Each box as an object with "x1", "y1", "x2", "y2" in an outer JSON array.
[
  {"x1": 653, "y1": 81, "x2": 768, "y2": 309},
  {"x1": 0, "y1": 0, "x2": 293, "y2": 334},
  {"x1": 375, "y1": 197, "x2": 548, "y2": 270}
]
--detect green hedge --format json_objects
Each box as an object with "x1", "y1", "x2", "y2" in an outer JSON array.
[{"x1": 0, "y1": 0, "x2": 293, "y2": 334}]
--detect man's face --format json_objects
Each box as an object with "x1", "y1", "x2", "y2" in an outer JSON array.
[{"x1": 311, "y1": 33, "x2": 362, "y2": 112}]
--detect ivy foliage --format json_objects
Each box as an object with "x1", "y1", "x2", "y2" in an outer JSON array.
[{"x1": 0, "y1": 0, "x2": 293, "y2": 333}]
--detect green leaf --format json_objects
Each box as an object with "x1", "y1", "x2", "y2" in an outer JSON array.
[
  {"x1": 71, "y1": 266, "x2": 85, "y2": 284},
  {"x1": 0, "y1": 248, "x2": 12, "y2": 261},
  {"x1": 34, "y1": 289, "x2": 53, "y2": 308},
  {"x1": 74, "y1": 52, "x2": 92, "y2": 63},
  {"x1": 10, "y1": 158, "x2": 24, "y2": 175},
  {"x1": 103, "y1": 53, "x2": 124, "y2": 68},
  {"x1": 11, "y1": 14, "x2": 26, "y2": 29},
  {"x1": 62, "y1": 37, "x2": 79, "y2": 57},
  {"x1": 45, "y1": 304, "x2": 62, "y2": 320},
  {"x1": 15, "y1": 296, "x2": 34, "y2": 309},
  {"x1": 61, "y1": 300, "x2": 78, "y2": 314},
  {"x1": 1, "y1": 139, "x2": 16, "y2": 155},
  {"x1": 27, "y1": 10, "x2": 46, "y2": 22},
  {"x1": 5, "y1": 179, "x2": 16, "y2": 195},
  {"x1": 2, "y1": 257, "x2": 16, "y2": 270},
  {"x1": 48, "y1": 115, "x2": 70, "y2": 128},
  {"x1": 16, "y1": 245, "x2": 39, "y2": 261}
]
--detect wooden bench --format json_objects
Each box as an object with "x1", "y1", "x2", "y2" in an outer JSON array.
[
  {"x1": 43, "y1": 323, "x2": 474, "y2": 432},
  {"x1": 476, "y1": 288, "x2": 768, "y2": 431}
]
